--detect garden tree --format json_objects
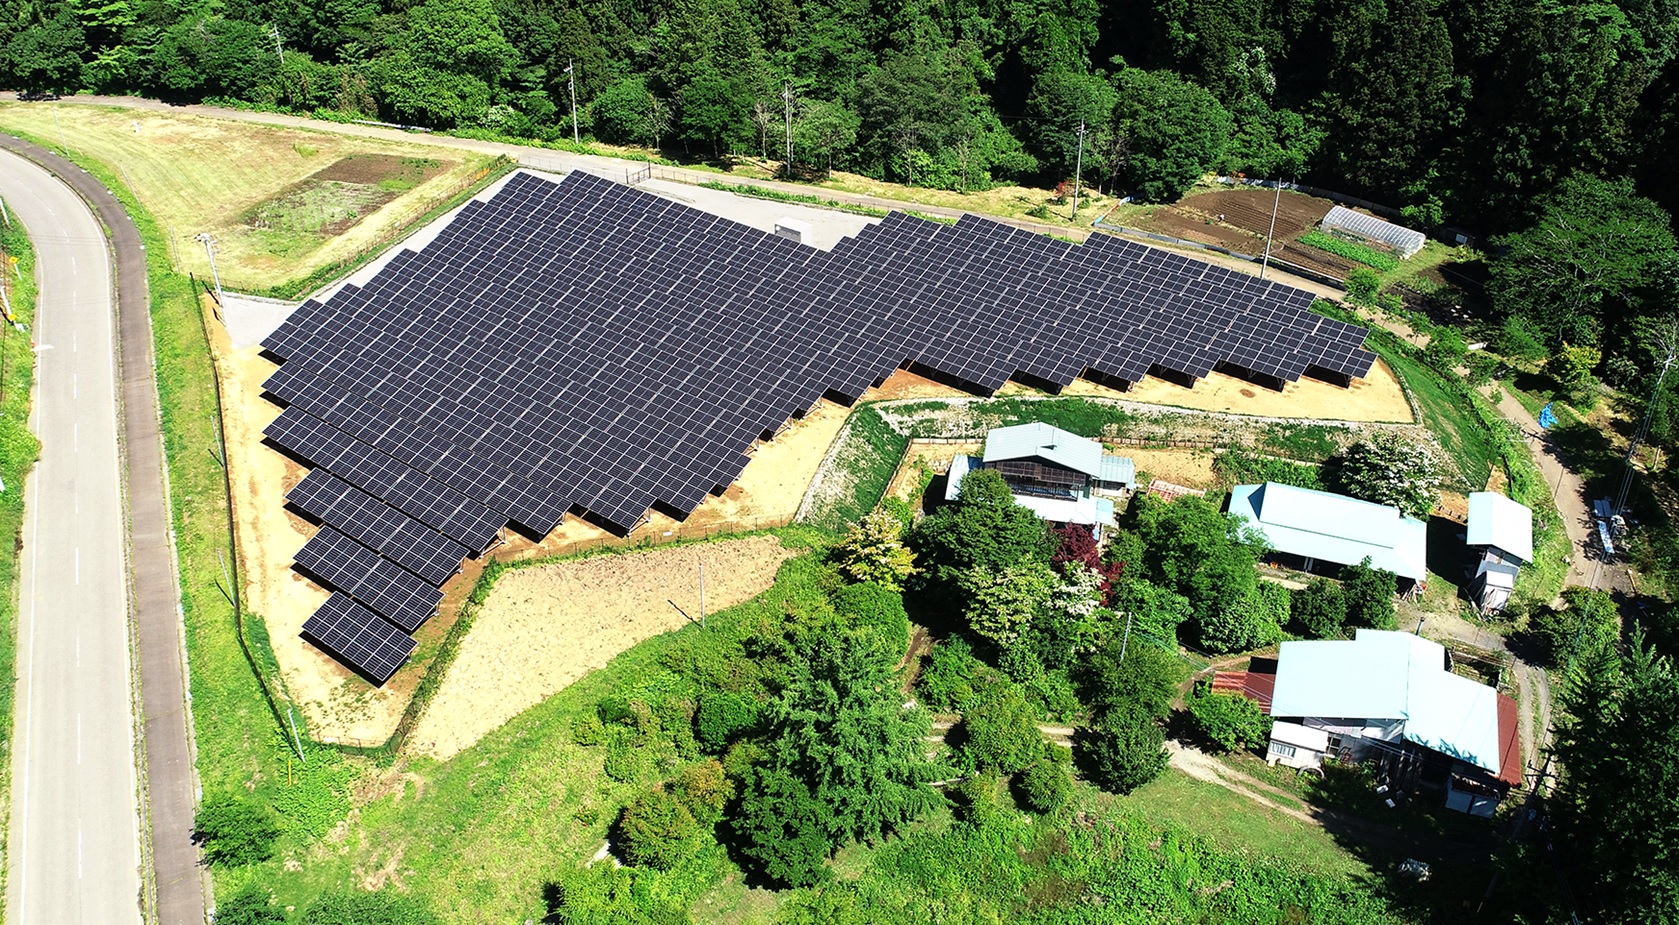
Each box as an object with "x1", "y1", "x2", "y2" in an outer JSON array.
[
  {"x1": 793, "y1": 98, "x2": 860, "y2": 178},
  {"x1": 1051, "y1": 523, "x2": 1125, "y2": 599},
  {"x1": 1343, "y1": 268, "x2": 1380, "y2": 305},
  {"x1": 215, "y1": 883, "x2": 286, "y2": 925},
  {"x1": 1546, "y1": 342, "x2": 1603, "y2": 408},
  {"x1": 1341, "y1": 559, "x2": 1398, "y2": 631},
  {"x1": 694, "y1": 688, "x2": 760, "y2": 752},
  {"x1": 1526, "y1": 587, "x2": 1621, "y2": 668},
  {"x1": 1130, "y1": 493, "x2": 1263, "y2": 626},
  {"x1": 1109, "y1": 66, "x2": 1233, "y2": 201},
  {"x1": 1107, "y1": 575, "x2": 1193, "y2": 647},
  {"x1": 1327, "y1": 431, "x2": 1442, "y2": 520},
  {"x1": 1024, "y1": 68, "x2": 1119, "y2": 181},
  {"x1": 1075, "y1": 714, "x2": 1169, "y2": 793},
  {"x1": 615, "y1": 787, "x2": 700, "y2": 870},
  {"x1": 1078, "y1": 633, "x2": 1184, "y2": 724},
  {"x1": 832, "y1": 510, "x2": 918, "y2": 590},
  {"x1": 1487, "y1": 174, "x2": 1679, "y2": 348},
  {"x1": 1548, "y1": 633, "x2": 1679, "y2": 924},
  {"x1": 734, "y1": 626, "x2": 938, "y2": 882},
  {"x1": 915, "y1": 635, "x2": 988, "y2": 712},
  {"x1": 909, "y1": 468, "x2": 1051, "y2": 590},
  {"x1": 193, "y1": 795, "x2": 280, "y2": 867},
  {"x1": 1195, "y1": 582, "x2": 1286, "y2": 654},
  {"x1": 1187, "y1": 684, "x2": 1273, "y2": 752},
  {"x1": 959, "y1": 682, "x2": 1044, "y2": 774},
  {"x1": 1013, "y1": 755, "x2": 1073, "y2": 813},
  {"x1": 677, "y1": 67, "x2": 751, "y2": 157},
  {"x1": 960, "y1": 560, "x2": 1060, "y2": 649},
  {"x1": 1290, "y1": 577, "x2": 1348, "y2": 638}
]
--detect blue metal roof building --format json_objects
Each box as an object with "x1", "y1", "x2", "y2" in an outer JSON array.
[{"x1": 1229, "y1": 482, "x2": 1428, "y2": 581}]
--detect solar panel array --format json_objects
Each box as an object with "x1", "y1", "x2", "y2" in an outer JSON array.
[{"x1": 265, "y1": 169, "x2": 1374, "y2": 683}]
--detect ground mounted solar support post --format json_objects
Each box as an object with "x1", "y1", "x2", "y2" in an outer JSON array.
[{"x1": 195, "y1": 232, "x2": 225, "y2": 306}]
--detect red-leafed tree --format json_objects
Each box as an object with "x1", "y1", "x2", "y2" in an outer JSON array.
[{"x1": 1050, "y1": 524, "x2": 1123, "y2": 602}]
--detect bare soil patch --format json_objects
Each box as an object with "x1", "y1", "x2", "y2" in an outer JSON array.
[
  {"x1": 885, "y1": 441, "x2": 980, "y2": 504},
  {"x1": 411, "y1": 535, "x2": 797, "y2": 759},
  {"x1": 1120, "y1": 447, "x2": 1219, "y2": 489},
  {"x1": 1129, "y1": 188, "x2": 1332, "y2": 254}
]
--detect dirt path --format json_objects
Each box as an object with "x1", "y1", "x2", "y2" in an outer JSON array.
[
  {"x1": 1491, "y1": 389, "x2": 1612, "y2": 593},
  {"x1": 1165, "y1": 741, "x2": 1321, "y2": 825}
]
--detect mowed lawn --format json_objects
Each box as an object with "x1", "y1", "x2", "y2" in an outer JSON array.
[{"x1": 0, "y1": 102, "x2": 499, "y2": 293}]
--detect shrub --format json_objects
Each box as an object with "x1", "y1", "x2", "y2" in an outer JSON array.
[
  {"x1": 917, "y1": 636, "x2": 986, "y2": 712},
  {"x1": 953, "y1": 771, "x2": 1007, "y2": 826},
  {"x1": 1290, "y1": 578, "x2": 1347, "y2": 638},
  {"x1": 1187, "y1": 685, "x2": 1273, "y2": 752},
  {"x1": 833, "y1": 510, "x2": 919, "y2": 590},
  {"x1": 1195, "y1": 584, "x2": 1284, "y2": 654},
  {"x1": 731, "y1": 765, "x2": 833, "y2": 887},
  {"x1": 1527, "y1": 588, "x2": 1620, "y2": 667},
  {"x1": 672, "y1": 759, "x2": 733, "y2": 827},
  {"x1": 1342, "y1": 559, "x2": 1398, "y2": 631},
  {"x1": 603, "y1": 738, "x2": 655, "y2": 783},
  {"x1": 1074, "y1": 715, "x2": 1168, "y2": 794},
  {"x1": 960, "y1": 683, "x2": 1043, "y2": 774},
  {"x1": 1014, "y1": 757, "x2": 1073, "y2": 814},
  {"x1": 831, "y1": 581, "x2": 911, "y2": 660},
  {"x1": 694, "y1": 689, "x2": 761, "y2": 752},
  {"x1": 615, "y1": 787, "x2": 699, "y2": 870},
  {"x1": 194, "y1": 795, "x2": 281, "y2": 867},
  {"x1": 297, "y1": 890, "x2": 440, "y2": 925},
  {"x1": 216, "y1": 883, "x2": 286, "y2": 925},
  {"x1": 1344, "y1": 267, "x2": 1382, "y2": 303}
]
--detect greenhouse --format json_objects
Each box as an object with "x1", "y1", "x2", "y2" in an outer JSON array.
[{"x1": 1321, "y1": 205, "x2": 1426, "y2": 258}]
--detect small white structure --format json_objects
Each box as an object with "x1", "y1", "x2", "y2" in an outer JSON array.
[
  {"x1": 773, "y1": 217, "x2": 812, "y2": 243},
  {"x1": 1267, "y1": 721, "x2": 1330, "y2": 771},
  {"x1": 1321, "y1": 205, "x2": 1426, "y2": 258},
  {"x1": 1466, "y1": 492, "x2": 1533, "y2": 613}
]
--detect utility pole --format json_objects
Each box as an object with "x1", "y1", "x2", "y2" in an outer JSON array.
[
  {"x1": 782, "y1": 83, "x2": 794, "y2": 179},
  {"x1": 565, "y1": 61, "x2": 579, "y2": 145},
  {"x1": 1260, "y1": 178, "x2": 1283, "y2": 280},
  {"x1": 1070, "y1": 121, "x2": 1086, "y2": 219},
  {"x1": 0, "y1": 195, "x2": 9, "y2": 226},
  {"x1": 269, "y1": 23, "x2": 285, "y2": 65},
  {"x1": 194, "y1": 233, "x2": 224, "y2": 306},
  {"x1": 1613, "y1": 327, "x2": 1679, "y2": 519}
]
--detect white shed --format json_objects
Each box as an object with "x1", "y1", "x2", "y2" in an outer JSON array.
[
  {"x1": 1321, "y1": 206, "x2": 1426, "y2": 258},
  {"x1": 1267, "y1": 721, "x2": 1331, "y2": 770}
]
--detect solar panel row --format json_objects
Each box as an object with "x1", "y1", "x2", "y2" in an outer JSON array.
[
  {"x1": 300, "y1": 593, "x2": 416, "y2": 684},
  {"x1": 266, "y1": 169, "x2": 1375, "y2": 683},
  {"x1": 293, "y1": 525, "x2": 442, "y2": 633}
]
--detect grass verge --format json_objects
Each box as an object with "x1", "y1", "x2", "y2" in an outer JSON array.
[
  {"x1": 0, "y1": 221, "x2": 40, "y2": 904},
  {"x1": 697, "y1": 180, "x2": 889, "y2": 218}
]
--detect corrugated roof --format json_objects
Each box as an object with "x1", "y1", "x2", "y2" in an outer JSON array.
[
  {"x1": 946, "y1": 455, "x2": 1112, "y2": 526},
  {"x1": 1229, "y1": 482, "x2": 1429, "y2": 580},
  {"x1": 983, "y1": 422, "x2": 1103, "y2": 478},
  {"x1": 1098, "y1": 454, "x2": 1135, "y2": 486},
  {"x1": 1272, "y1": 630, "x2": 1507, "y2": 777},
  {"x1": 1495, "y1": 694, "x2": 1523, "y2": 787},
  {"x1": 1211, "y1": 670, "x2": 1275, "y2": 712},
  {"x1": 1467, "y1": 492, "x2": 1533, "y2": 562},
  {"x1": 1271, "y1": 721, "x2": 1330, "y2": 751},
  {"x1": 945, "y1": 454, "x2": 974, "y2": 502}
]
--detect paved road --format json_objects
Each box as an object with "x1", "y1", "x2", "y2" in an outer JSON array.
[{"x1": 0, "y1": 149, "x2": 143, "y2": 923}]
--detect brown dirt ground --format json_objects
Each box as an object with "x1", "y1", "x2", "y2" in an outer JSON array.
[
  {"x1": 410, "y1": 535, "x2": 797, "y2": 759},
  {"x1": 996, "y1": 360, "x2": 1412, "y2": 424},
  {"x1": 312, "y1": 153, "x2": 443, "y2": 185},
  {"x1": 207, "y1": 301, "x2": 421, "y2": 743},
  {"x1": 884, "y1": 442, "x2": 980, "y2": 504},
  {"x1": 1121, "y1": 447, "x2": 1220, "y2": 488},
  {"x1": 1132, "y1": 188, "x2": 1332, "y2": 254}
]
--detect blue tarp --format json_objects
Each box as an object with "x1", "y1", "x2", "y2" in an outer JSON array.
[{"x1": 1538, "y1": 402, "x2": 1557, "y2": 430}]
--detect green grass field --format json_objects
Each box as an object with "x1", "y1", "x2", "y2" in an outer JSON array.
[
  {"x1": 0, "y1": 104, "x2": 503, "y2": 295},
  {"x1": 0, "y1": 221, "x2": 40, "y2": 905}
]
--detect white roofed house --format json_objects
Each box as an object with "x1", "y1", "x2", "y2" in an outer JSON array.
[
  {"x1": 945, "y1": 422, "x2": 1134, "y2": 532},
  {"x1": 1241, "y1": 630, "x2": 1524, "y2": 816},
  {"x1": 1227, "y1": 482, "x2": 1427, "y2": 588},
  {"x1": 1465, "y1": 492, "x2": 1533, "y2": 613}
]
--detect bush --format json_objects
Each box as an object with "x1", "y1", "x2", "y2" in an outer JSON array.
[
  {"x1": 1013, "y1": 757, "x2": 1073, "y2": 814},
  {"x1": 1342, "y1": 559, "x2": 1398, "y2": 631},
  {"x1": 603, "y1": 737, "x2": 655, "y2": 783},
  {"x1": 672, "y1": 759, "x2": 733, "y2": 827},
  {"x1": 960, "y1": 683, "x2": 1043, "y2": 774},
  {"x1": 833, "y1": 511, "x2": 919, "y2": 590},
  {"x1": 216, "y1": 883, "x2": 286, "y2": 925},
  {"x1": 694, "y1": 689, "x2": 760, "y2": 752},
  {"x1": 731, "y1": 765, "x2": 833, "y2": 887},
  {"x1": 194, "y1": 795, "x2": 281, "y2": 867},
  {"x1": 1187, "y1": 685, "x2": 1273, "y2": 752},
  {"x1": 1527, "y1": 588, "x2": 1620, "y2": 667},
  {"x1": 1290, "y1": 578, "x2": 1347, "y2": 638},
  {"x1": 1075, "y1": 716, "x2": 1168, "y2": 794},
  {"x1": 917, "y1": 636, "x2": 986, "y2": 712},
  {"x1": 1344, "y1": 267, "x2": 1382, "y2": 303},
  {"x1": 953, "y1": 771, "x2": 1008, "y2": 825},
  {"x1": 615, "y1": 787, "x2": 699, "y2": 870},
  {"x1": 297, "y1": 890, "x2": 440, "y2": 925},
  {"x1": 831, "y1": 581, "x2": 911, "y2": 660},
  {"x1": 1194, "y1": 584, "x2": 1285, "y2": 654}
]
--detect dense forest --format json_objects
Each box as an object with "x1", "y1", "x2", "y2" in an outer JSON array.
[{"x1": 2, "y1": 0, "x2": 1679, "y2": 233}]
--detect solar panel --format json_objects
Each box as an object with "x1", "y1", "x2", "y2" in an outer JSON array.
[
  {"x1": 293, "y1": 526, "x2": 443, "y2": 632},
  {"x1": 265, "y1": 168, "x2": 1375, "y2": 683},
  {"x1": 301, "y1": 594, "x2": 416, "y2": 683}
]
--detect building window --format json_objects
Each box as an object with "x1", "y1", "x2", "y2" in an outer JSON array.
[{"x1": 1270, "y1": 742, "x2": 1297, "y2": 759}]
